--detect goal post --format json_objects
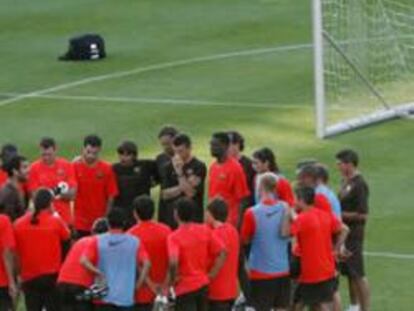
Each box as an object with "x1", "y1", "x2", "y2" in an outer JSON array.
[{"x1": 313, "y1": 0, "x2": 414, "y2": 138}]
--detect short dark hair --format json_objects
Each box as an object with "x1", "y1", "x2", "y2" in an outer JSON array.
[
  {"x1": 336, "y1": 149, "x2": 359, "y2": 167},
  {"x1": 107, "y1": 208, "x2": 125, "y2": 229},
  {"x1": 0, "y1": 144, "x2": 18, "y2": 163},
  {"x1": 228, "y1": 131, "x2": 245, "y2": 151},
  {"x1": 117, "y1": 140, "x2": 137, "y2": 156},
  {"x1": 3, "y1": 155, "x2": 26, "y2": 177},
  {"x1": 158, "y1": 126, "x2": 178, "y2": 139},
  {"x1": 175, "y1": 198, "x2": 194, "y2": 222},
  {"x1": 207, "y1": 198, "x2": 228, "y2": 222},
  {"x1": 296, "y1": 159, "x2": 318, "y2": 173},
  {"x1": 83, "y1": 135, "x2": 102, "y2": 148},
  {"x1": 212, "y1": 132, "x2": 230, "y2": 146},
  {"x1": 133, "y1": 195, "x2": 154, "y2": 221},
  {"x1": 173, "y1": 133, "x2": 192, "y2": 148},
  {"x1": 92, "y1": 218, "x2": 110, "y2": 234},
  {"x1": 295, "y1": 186, "x2": 315, "y2": 205},
  {"x1": 297, "y1": 164, "x2": 318, "y2": 180},
  {"x1": 314, "y1": 164, "x2": 329, "y2": 183},
  {"x1": 39, "y1": 137, "x2": 56, "y2": 149}
]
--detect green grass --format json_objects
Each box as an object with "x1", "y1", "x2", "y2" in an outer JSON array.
[{"x1": 1, "y1": 0, "x2": 414, "y2": 310}]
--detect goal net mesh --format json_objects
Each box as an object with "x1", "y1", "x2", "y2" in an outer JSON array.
[{"x1": 321, "y1": 0, "x2": 414, "y2": 133}]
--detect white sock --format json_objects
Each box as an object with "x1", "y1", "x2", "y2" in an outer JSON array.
[{"x1": 348, "y1": 305, "x2": 360, "y2": 311}]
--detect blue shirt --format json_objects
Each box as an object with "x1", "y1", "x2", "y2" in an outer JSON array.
[
  {"x1": 97, "y1": 233, "x2": 140, "y2": 307},
  {"x1": 248, "y1": 201, "x2": 290, "y2": 276}
]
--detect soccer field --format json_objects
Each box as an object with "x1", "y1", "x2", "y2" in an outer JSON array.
[{"x1": 1, "y1": 0, "x2": 413, "y2": 310}]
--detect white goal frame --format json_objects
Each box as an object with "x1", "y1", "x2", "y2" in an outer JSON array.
[{"x1": 312, "y1": 0, "x2": 414, "y2": 138}]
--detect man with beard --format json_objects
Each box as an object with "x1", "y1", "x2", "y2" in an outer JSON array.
[{"x1": 0, "y1": 155, "x2": 29, "y2": 221}]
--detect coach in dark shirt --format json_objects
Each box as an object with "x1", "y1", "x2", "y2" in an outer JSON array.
[
  {"x1": 336, "y1": 149, "x2": 370, "y2": 311},
  {"x1": 155, "y1": 126, "x2": 179, "y2": 223},
  {"x1": 113, "y1": 141, "x2": 157, "y2": 228},
  {"x1": 161, "y1": 134, "x2": 206, "y2": 229}
]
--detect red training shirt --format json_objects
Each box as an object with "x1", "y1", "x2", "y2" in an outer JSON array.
[
  {"x1": 14, "y1": 210, "x2": 70, "y2": 282},
  {"x1": 208, "y1": 158, "x2": 250, "y2": 227},
  {"x1": 128, "y1": 221, "x2": 172, "y2": 304},
  {"x1": 0, "y1": 170, "x2": 7, "y2": 189},
  {"x1": 73, "y1": 160, "x2": 118, "y2": 232},
  {"x1": 28, "y1": 158, "x2": 77, "y2": 224},
  {"x1": 168, "y1": 223, "x2": 224, "y2": 296},
  {"x1": 0, "y1": 215, "x2": 15, "y2": 287},
  {"x1": 58, "y1": 236, "x2": 96, "y2": 287},
  {"x1": 208, "y1": 223, "x2": 239, "y2": 301},
  {"x1": 290, "y1": 207, "x2": 341, "y2": 284}
]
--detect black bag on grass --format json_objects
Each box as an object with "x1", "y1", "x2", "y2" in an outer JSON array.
[{"x1": 59, "y1": 34, "x2": 106, "y2": 61}]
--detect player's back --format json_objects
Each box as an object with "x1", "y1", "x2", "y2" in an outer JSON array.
[
  {"x1": 14, "y1": 211, "x2": 69, "y2": 281},
  {"x1": 128, "y1": 221, "x2": 171, "y2": 282},
  {"x1": 209, "y1": 223, "x2": 239, "y2": 301}
]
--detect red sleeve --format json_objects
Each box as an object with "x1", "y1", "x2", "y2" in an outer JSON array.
[
  {"x1": 167, "y1": 234, "x2": 179, "y2": 260},
  {"x1": 241, "y1": 208, "x2": 256, "y2": 243},
  {"x1": 84, "y1": 237, "x2": 98, "y2": 265},
  {"x1": 277, "y1": 178, "x2": 295, "y2": 207},
  {"x1": 233, "y1": 165, "x2": 250, "y2": 200},
  {"x1": 315, "y1": 193, "x2": 332, "y2": 214},
  {"x1": 208, "y1": 229, "x2": 224, "y2": 257},
  {"x1": 56, "y1": 218, "x2": 71, "y2": 241},
  {"x1": 137, "y1": 242, "x2": 149, "y2": 264},
  {"x1": 330, "y1": 213, "x2": 342, "y2": 234},
  {"x1": 27, "y1": 164, "x2": 40, "y2": 194},
  {"x1": 0, "y1": 217, "x2": 15, "y2": 250},
  {"x1": 207, "y1": 165, "x2": 216, "y2": 199},
  {"x1": 65, "y1": 162, "x2": 77, "y2": 189},
  {"x1": 290, "y1": 217, "x2": 301, "y2": 236},
  {"x1": 106, "y1": 165, "x2": 119, "y2": 198}
]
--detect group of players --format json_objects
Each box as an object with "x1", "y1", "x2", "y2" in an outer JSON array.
[{"x1": 0, "y1": 126, "x2": 370, "y2": 311}]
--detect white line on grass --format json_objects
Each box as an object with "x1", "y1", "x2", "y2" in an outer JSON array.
[
  {"x1": 0, "y1": 92, "x2": 310, "y2": 110},
  {"x1": 0, "y1": 43, "x2": 312, "y2": 108},
  {"x1": 364, "y1": 251, "x2": 414, "y2": 260},
  {"x1": 0, "y1": 92, "x2": 378, "y2": 112}
]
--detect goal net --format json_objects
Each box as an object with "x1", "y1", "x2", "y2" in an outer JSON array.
[{"x1": 313, "y1": 0, "x2": 414, "y2": 138}]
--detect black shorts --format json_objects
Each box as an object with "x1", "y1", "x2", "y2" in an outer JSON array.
[
  {"x1": 289, "y1": 254, "x2": 301, "y2": 280},
  {"x1": 208, "y1": 299, "x2": 234, "y2": 311},
  {"x1": 23, "y1": 274, "x2": 60, "y2": 311},
  {"x1": 340, "y1": 238, "x2": 365, "y2": 278},
  {"x1": 0, "y1": 287, "x2": 12, "y2": 310},
  {"x1": 58, "y1": 283, "x2": 93, "y2": 311},
  {"x1": 175, "y1": 286, "x2": 208, "y2": 311},
  {"x1": 295, "y1": 278, "x2": 336, "y2": 306},
  {"x1": 250, "y1": 277, "x2": 291, "y2": 310},
  {"x1": 95, "y1": 304, "x2": 134, "y2": 311},
  {"x1": 134, "y1": 303, "x2": 153, "y2": 311}
]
